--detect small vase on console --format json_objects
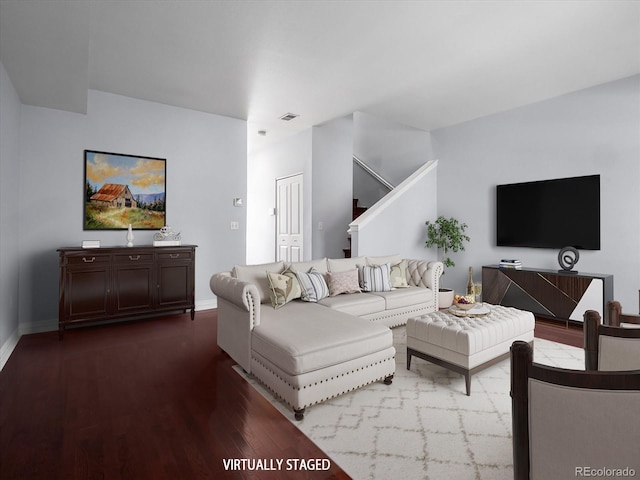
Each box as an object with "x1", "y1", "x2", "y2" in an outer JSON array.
[{"x1": 126, "y1": 224, "x2": 134, "y2": 247}]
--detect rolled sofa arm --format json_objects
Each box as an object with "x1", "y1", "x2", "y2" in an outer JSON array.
[
  {"x1": 210, "y1": 272, "x2": 262, "y2": 373},
  {"x1": 210, "y1": 272, "x2": 261, "y2": 323},
  {"x1": 405, "y1": 260, "x2": 443, "y2": 291}
]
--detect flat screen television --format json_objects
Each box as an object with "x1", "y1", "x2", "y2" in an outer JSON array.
[{"x1": 496, "y1": 174, "x2": 600, "y2": 250}]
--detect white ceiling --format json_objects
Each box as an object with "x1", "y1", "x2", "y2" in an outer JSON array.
[{"x1": 1, "y1": 0, "x2": 639, "y2": 151}]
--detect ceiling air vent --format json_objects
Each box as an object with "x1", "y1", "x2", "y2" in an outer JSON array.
[{"x1": 279, "y1": 112, "x2": 299, "y2": 121}]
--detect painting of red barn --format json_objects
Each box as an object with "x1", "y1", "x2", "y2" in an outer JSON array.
[
  {"x1": 84, "y1": 150, "x2": 166, "y2": 230},
  {"x1": 90, "y1": 184, "x2": 137, "y2": 208}
]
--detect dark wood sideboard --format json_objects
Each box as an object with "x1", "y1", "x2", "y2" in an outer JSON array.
[
  {"x1": 482, "y1": 265, "x2": 613, "y2": 325},
  {"x1": 58, "y1": 245, "x2": 196, "y2": 339}
]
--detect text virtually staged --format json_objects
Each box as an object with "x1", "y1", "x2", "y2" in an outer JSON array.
[{"x1": 222, "y1": 457, "x2": 332, "y2": 472}]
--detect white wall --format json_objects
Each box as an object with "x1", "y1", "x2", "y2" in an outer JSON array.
[
  {"x1": 432, "y1": 75, "x2": 640, "y2": 310},
  {"x1": 352, "y1": 161, "x2": 438, "y2": 261},
  {"x1": 312, "y1": 115, "x2": 353, "y2": 259},
  {"x1": 247, "y1": 129, "x2": 313, "y2": 264},
  {"x1": 353, "y1": 112, "x2": 434, "y2": 207},
  {"x1": 17, "y1": 90, "x2": 247, "y2": 333},
  {"x1": 247, "y1": 113, "x2": 437, "y2": 264},
  {"x1": 0, "y1": 61, "x2": 22, "y2": 368}
]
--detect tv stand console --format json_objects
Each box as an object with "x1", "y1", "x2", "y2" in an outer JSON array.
[{"x1": 482, "y1": 265, "x2": 613, "y2": 325}]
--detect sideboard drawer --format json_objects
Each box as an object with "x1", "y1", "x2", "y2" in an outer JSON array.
[
  {"x1": 113, "y1": 253, "x2": 154, "y2": 264},
  {"x1": 64, "y1": 254, "x2": 110, "y2": 265},
  {"x1": 157, "y1": 250, "x2": 193, "y2": 261}
]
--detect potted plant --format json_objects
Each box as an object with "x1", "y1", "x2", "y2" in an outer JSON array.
[{"x1": 425, "y1": 216, "x2": 470, "y2": 308}]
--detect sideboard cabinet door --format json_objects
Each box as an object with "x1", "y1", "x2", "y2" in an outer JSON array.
[
  {"x1": 112, "y1": 252, "x2": 155, "y2": 315},
  {"x1": 61, "y1": 254, "x2": 111, "y2": 322},
  {"x1": 156, "y1": 249, "x2": 195, "y2": 318}
]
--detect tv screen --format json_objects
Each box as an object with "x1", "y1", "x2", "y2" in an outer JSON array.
[{"x1": 496, "y1": 175, "x2": 600, "y2": 250}]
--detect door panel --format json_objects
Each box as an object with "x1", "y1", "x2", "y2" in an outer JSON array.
[
  {"x1": 276, "y1": 174, "x2": 303, "y2": 262},
  {"x1": 290, "y1": 246, "x2": 302, "y2": 263}
]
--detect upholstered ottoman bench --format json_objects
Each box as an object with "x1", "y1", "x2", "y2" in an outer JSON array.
[{"x1": 406, "y1": 305, "x2": 534, "y2": 395}]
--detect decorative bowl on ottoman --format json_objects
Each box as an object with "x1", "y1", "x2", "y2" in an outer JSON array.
[{"x1": 454, "y1": 294, "x2": 475, "y2": 310}]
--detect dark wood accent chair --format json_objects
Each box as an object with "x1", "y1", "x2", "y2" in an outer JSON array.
[
  {"x1": 510, "y1": 341, "x2": 640, "y2": 480},
  {"x1": 608, "y1": 300, "x2": 640, "y2": 327},
  {"x1": 584, "y1": 308, "x2": 640, "y2": 371}
]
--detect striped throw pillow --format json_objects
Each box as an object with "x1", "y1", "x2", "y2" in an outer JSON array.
[
  {"x1": 358, "y1": 263, "x2": 392, "y2": 292},
  {"x1": 296, "y1": 268, "x2": 329, "y2": 302}
]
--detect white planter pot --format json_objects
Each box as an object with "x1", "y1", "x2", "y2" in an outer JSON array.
[{"x1": 438, "y1": 288, "x2": 454, "y2": 309}]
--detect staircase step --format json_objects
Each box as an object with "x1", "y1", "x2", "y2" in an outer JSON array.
[
  {"x1": 352, "y1": 198, "x2": 368, "y2": 220},
  {"x1": 354, "y1": 207, "x2": 368, "y2": 219}
]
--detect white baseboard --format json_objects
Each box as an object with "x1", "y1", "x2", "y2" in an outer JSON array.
[
  {"x1": 0, "y1": 328, "x2": 20, "y2": 372},
  {"x1": 20, "y1": 318, "x2": 58, "y2": 335},
  {"x1": 196, "y1": 299, "x2": 217, "y2": 311}
]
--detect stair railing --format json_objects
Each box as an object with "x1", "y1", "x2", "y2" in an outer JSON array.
[{"x1": 353, "y1": 155, "x2": 394, "y2": 191}]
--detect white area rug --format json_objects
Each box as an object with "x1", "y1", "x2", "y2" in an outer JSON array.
[{"x1": 235, "y1": 328, "x2": 584, "y2": 480}]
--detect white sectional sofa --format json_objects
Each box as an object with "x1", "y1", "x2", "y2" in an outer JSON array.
[{"x1": 210, "y1": 254, "x2": 442, "y2": 419}]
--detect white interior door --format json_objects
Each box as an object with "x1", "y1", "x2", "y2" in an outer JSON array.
[{"x1": 276, "y1": 174, "x2": 303, "y2": 262}]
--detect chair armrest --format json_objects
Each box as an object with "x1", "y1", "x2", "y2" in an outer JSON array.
[
  {"x1": 608, "y1": 301, "x2": 640, "y2": 327},
  {"x1": 583, "y1": 310, "x2": 601, "y2": 371}
]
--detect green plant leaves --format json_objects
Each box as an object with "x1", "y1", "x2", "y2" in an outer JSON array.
[{"x1": 425, "y1": 216, "x2": 470, "y2": 270}]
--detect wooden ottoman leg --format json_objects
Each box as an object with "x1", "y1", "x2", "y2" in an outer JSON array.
[
  {"x1": 294, "y1": 408, "x2": 305, "y2": 421},
  {"x1": 407, "y1": 349, "x2": 412, "y2": 370},
  {"x1": 384, "y1": 375, "x2": 393, "y2": 385},
  {"x1": 465, "y1": 372, "x2": 471, "y2": 396}
]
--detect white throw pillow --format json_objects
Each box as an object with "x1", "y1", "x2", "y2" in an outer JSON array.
[{"x1": 389, "y1": 260, "x2": 409, "y2": 288}]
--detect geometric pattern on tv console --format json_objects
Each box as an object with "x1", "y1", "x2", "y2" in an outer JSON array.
[{"x1": 483, "y1": 267, "x2": 607, "y2": 322}]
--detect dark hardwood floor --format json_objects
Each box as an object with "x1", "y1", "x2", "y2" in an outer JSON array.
[
  {"x1": 0, "y1": 311, "x2": 349, "y2": 480},
  {"x1": 1, "y1": 310, "x2": 585, "y2": 480}
]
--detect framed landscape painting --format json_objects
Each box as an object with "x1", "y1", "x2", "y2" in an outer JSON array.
[{"x1": 84, "y1": 150, "x2": 166, "y2": 230}]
